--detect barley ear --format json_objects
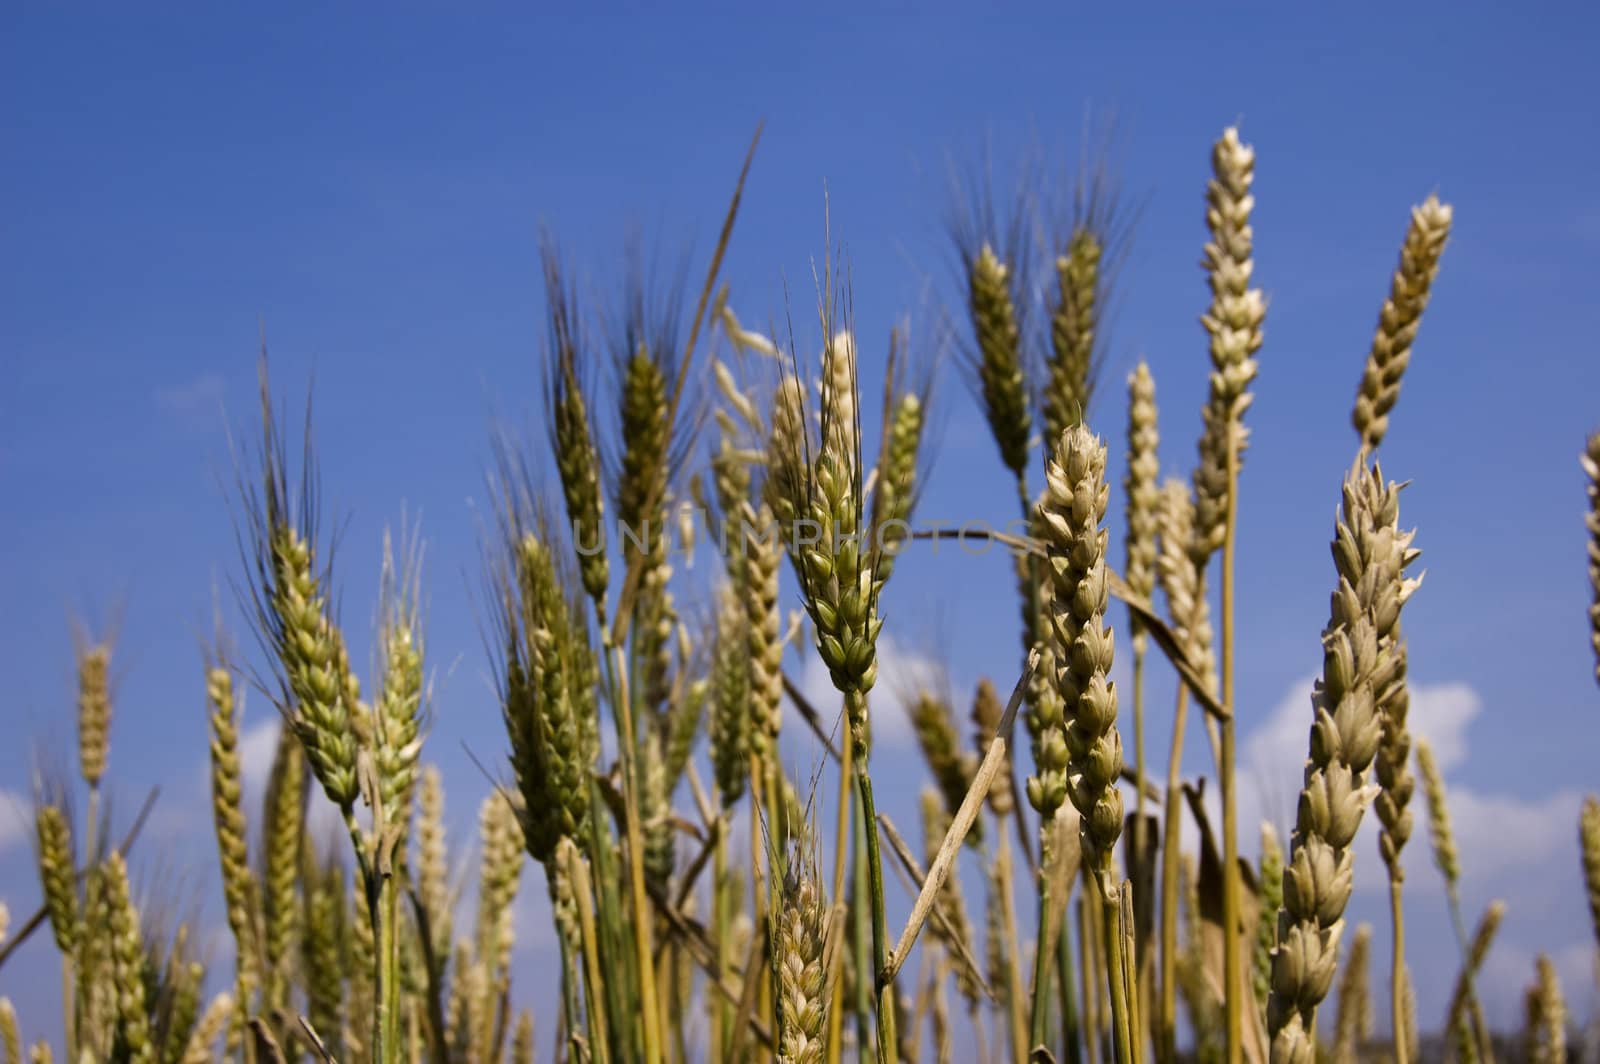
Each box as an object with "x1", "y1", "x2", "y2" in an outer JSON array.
[{"x1": 1351, "y1": 195, "x2": 1453, "y2": 451}]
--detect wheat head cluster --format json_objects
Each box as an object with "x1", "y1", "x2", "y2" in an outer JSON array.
[{"x1": 1, "y1": 123, "x2": 1597, "y2": 1064}]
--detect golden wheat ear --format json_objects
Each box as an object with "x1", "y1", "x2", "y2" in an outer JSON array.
[{"x1": 1351, "y1": 195, "x2": 1454, "y2": 451}]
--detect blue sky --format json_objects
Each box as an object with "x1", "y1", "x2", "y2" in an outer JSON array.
[{"x1": 3, "y1": 5, "x2": 1599, "y2": 1049}]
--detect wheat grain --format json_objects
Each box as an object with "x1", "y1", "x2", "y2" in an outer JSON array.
[
  {"x1": 24, "y1": 1047, "x2": 47, "y2": 1064},
  {"x1": 1351, "y1": 196, "x2": 1454, "y2": 451}
]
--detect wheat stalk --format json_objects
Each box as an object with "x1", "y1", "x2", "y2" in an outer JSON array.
[{"x1": 1351, "y1": 196, "x2": 1454, "y2": 451}]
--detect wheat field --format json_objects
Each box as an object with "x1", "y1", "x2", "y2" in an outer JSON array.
[{"x1": 1, "y1": 119, "x2": 1597, "y2": 1064}]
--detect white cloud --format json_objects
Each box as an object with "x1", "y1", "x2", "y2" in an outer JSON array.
[
  {"x1": 154, "y1": 372, "x2": 225, "y2": 419},
  {"x1": 1214, "y1": 674, "x2": 1578, "y2": 894},
  {"x1": 0, "y1": 788, "x2": 30, "y2": 856}
]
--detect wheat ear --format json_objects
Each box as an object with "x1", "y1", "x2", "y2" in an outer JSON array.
[
  {"x1": 777, "y1": 837, "x2": 829, "y2": 1064},
  {"x1": 910, "y1": 695, "x2": 979, "y2": 842},
  {"x1": 1268, "y1": 459, "x2": 1419, "y2": 1064},
  {"x1": 1523, "y1": 955, "x2": 1566, "y2": 1064},
  {"x1": 1351, "y1": 196, "x2": 1453, "y2": 451},
  {"x1": 1330, "y1": 923, "x2": 1372, "y2": 1064},
  {"x1": 1253, "y1": 823, "x2": 1283, "y2": 1013},
  {"x1": 179, "y1": 993, "x2": 234, "y2": 1064},
  {"x1": 205, "y1": 662, "x2": 257, "y2": 990},
  {"x1": 103, "y1": 854, "x2": 153, "y2": 1064},
  {"x1": 1583, "y1": 431, "x2": 1600, "y2": 688},
  {"x1": 0, "y1": 998, "x2": 18, "y2": 1064},
  {"x1": 1580, "y1": 796, "x2": 1600, "y2": 947},
  {"x1": 969, "y1": 244, "x2": 1031, "y2": 479}
]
